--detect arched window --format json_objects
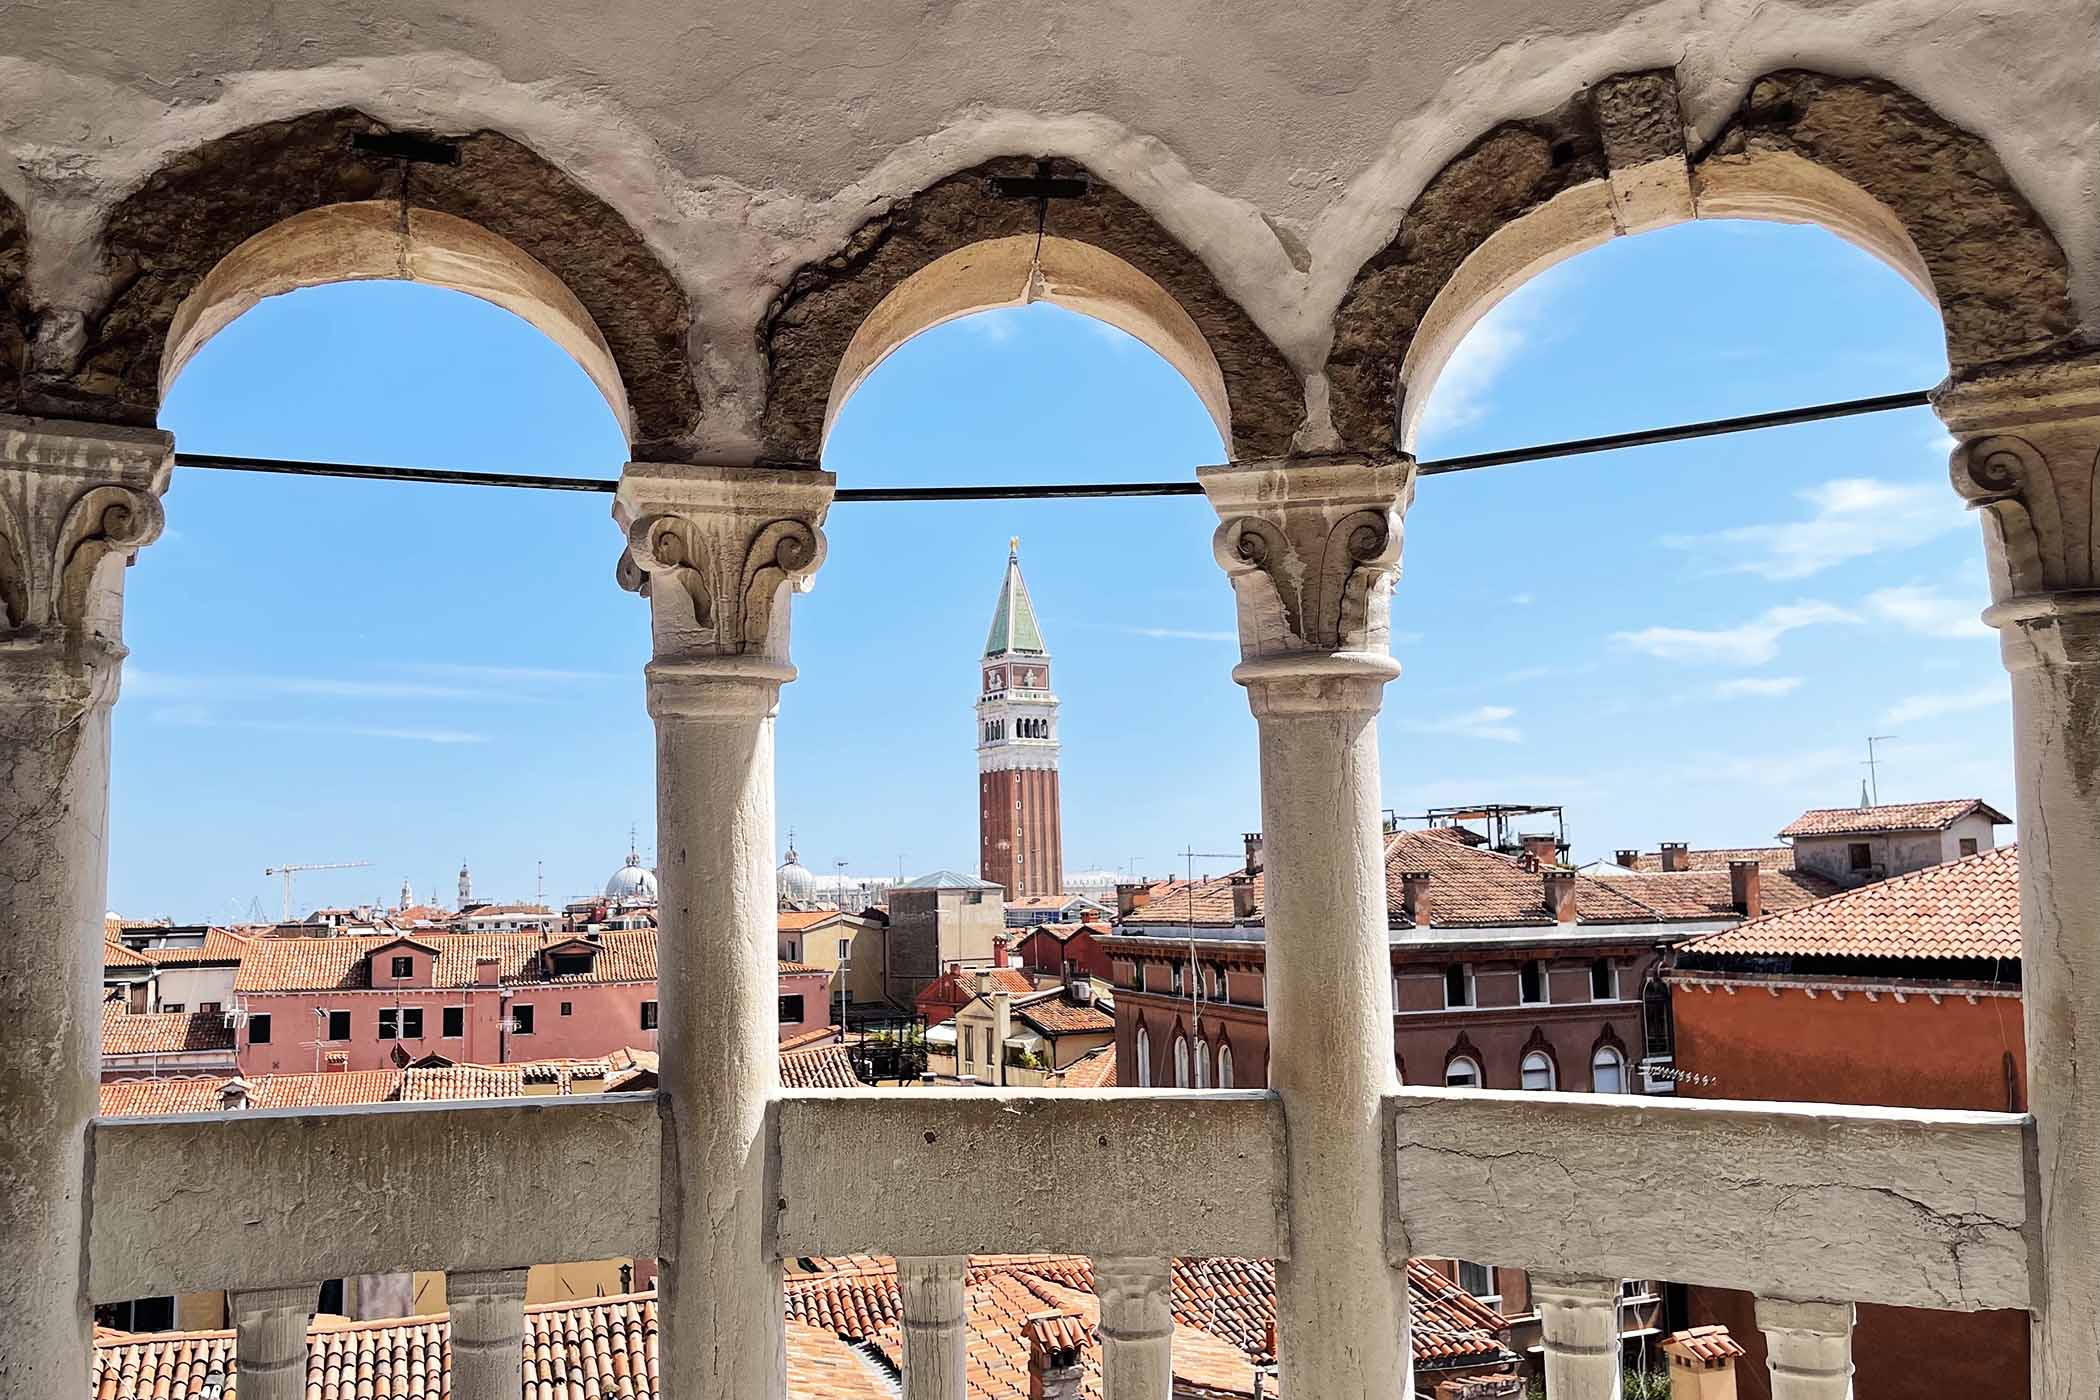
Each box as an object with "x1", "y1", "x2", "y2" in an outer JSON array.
[
  {"x1": 1174, "y1": 1035, "x2": 1190, "y2": 1088},
  {"x1": 1592, "y1": 1045, "x2": 1625, "y2": 1095},
  {"x1": 1218, "y1": 1044, "x2": 1234, "y2": 1089},
  {"x1": 1136, "y1": 1026, "x2": 1152, "y2": 1088},
  {"x1": 1521, "y1": 1051, "x2": 1556, "y2": 1092},
  {"x1": 1445, "y1": 1056, "x2": 1481, "y2": 1089},
  {"x1": 1195, "y1": 1037, "x2": 1210, "y2": 1088}
]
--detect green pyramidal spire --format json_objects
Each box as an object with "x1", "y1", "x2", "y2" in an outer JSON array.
[{"x1": 984, "y1": 537, "x2": 1047, "y2": 657}]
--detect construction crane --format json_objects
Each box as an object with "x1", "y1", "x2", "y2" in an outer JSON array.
[{"x1": 262, "y1": 861, "x2": 372, "y2": 921}]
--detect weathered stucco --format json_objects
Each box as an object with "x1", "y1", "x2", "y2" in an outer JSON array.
[{"x1": 0, "y1": 193, "x2": 25, "y2": 415}]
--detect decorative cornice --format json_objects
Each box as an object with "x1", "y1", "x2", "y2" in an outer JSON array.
[{"x1": 613, "y1": 463, "x2": 833, "y2": 681}]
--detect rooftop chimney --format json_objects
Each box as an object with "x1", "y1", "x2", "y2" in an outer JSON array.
[
  {"x1": 1543, "y1": 869, "x2": 1579, "y2": 924},
  {"x1": 1434, "y1": 1376, "x2": 1524, "y2": 1400},
  {"x1": 474, "y1": 955, "x2": 500, "y2": 987},
  {"x1": 991, "y1": 981, "x2": 1013, "y2": 1087},
  {"x1": 1520, "y1": 833, "x2": 1559, "y2": 868},
  {"x1": 1026, "y1": 1315, "x2": 1087, "y2": 1400},
  {"x1": 1401, "y1": 871, "x2": 1433, "y2": 927},
  {"x1": 1115, "y1": 882, "x2": 1149, "y2": 918},
  {"x1": 1729, "y1": 860, "x2": 1763, "y2": 919},
  {"x1": 1243, "y1": 831, "x2": 1264, "y2": 877},
  {"x1": 1659, "y1": 841, "x2": 1691, "y2": 873},
  {"x1": 1660, "y1": 1325, "x2": 1746, "y2": 1400},
  {"x1": 217, "y1": 1076, "x2": 252, "y2": 1112},
  {"x1": 992, "y1": 934, "x2": 1010, "y2": 968},
  {"x1": 1230, "y1": 873, "x2": 1258, "y2": 921},
  {"x1": 1615, "y1": 849, "x2": 1641, "y2": 869}
]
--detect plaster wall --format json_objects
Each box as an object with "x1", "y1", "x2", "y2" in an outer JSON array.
[
  {"x1": 0, "y1": 0, "x2": 2094, "y2": 457},
  {"x1": 151, "y1": 964, "x2": 236, "y2": 1009},
  {"x1": 1793, "y1": 815, "x2": 1998, "y2": 886},
  {"x1": 234, "y1": 981, "x2": 658, "y2": 1074}
]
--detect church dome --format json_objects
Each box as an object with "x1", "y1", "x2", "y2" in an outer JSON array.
[
  {"x1": 605, "y1": 835, "x2": 659, "y2": 901},
  {"x1": 777, "y1": 842, "x2": 818, "y2": 902}
]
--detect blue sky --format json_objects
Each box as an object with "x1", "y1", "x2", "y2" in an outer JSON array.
[{"x1": 121, "y1": 219, "x2": 2010, "y2": 921}]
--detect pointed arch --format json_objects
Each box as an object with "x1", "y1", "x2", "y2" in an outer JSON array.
[
  {"x1": 71, "y1": 110, "x2": 699, "y2": 456},
  {"x1": 1327, "y1": 68, "x2": 2076, "y2": 453},
  {"x1": 760, "y1": 156, "x2": 1301, "y2": 463}
]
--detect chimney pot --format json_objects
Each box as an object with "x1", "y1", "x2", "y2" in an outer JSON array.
[
  {"x1": 1543, "y1": 870, "x2": 1579, "y2": 923},
  {"x1": 1660, "y1": 841, "x2": 1691, "y2": 873},
  {"x1": 1230, "y1": 873, "x2": 1258, "y2": 921},
  {"x1": 1729, "y1": 859, "x2": 1764, "y2": 918},
  {"x1": 1115, "y1": 882, "x2": 1148, "y2": 918},
  {"x1": 992, "y1": 934, "x2": 1009, "y2": 967},
  {"x1": 1026, "y1": 1318, "x2": 1087, "y2": 1400},
  {"x1": 1242, "y1": 831, "x2": 1264, "y2": 877},
  {"x1": 1401, "y1": 871, "x2": 1433, "y2": 927},
  {"x1": 1520, "y1": 833, "x2": 1559, "y2": 868},
  {"x1": 1615, "y1": 849, "x2": 1641, "y2": 869}
]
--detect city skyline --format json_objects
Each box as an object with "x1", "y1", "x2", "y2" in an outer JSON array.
[{"x1": 118, "y1": 218, "x2": 2009, "y2": 921}]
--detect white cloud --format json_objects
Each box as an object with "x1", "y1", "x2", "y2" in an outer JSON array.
[
  {"x1": 1106, "y1": 625, "x2": 1238, "y2": 643},
  {"x1": 1417, "y1": 307, "x2": 1529, "y2": 434},
  {"x1": 392, "y1": 662, "x2": 621, "y2": 683},
  {"x1": 957, "y1": 311, "x2": 1018, "y2": 344},
  {"x1": 129, "y1": 669, "x2": 533, "y2": 703},
  {"x1": 150, "y1": 709, "x2": 489, "y2": 744},
  {"x1": 1866, "y1": 584, "x2": 1992, "y2": 639},
  {"x1": 1882, "y1": 684, "x2": 2007, "y2": 726},
  {"x1": 1612, "y1": 601, "x2": 1855, "y2": 665},
  {"x1": 1508, "y1": 592, "x2": 1534, "y2": 606},
  {"x1": 1711, "y1": 676, "x2": 1803, "y2": 699},
  {"x1": 1667, "y1": 478, "x2": 1966, "y2": 580},
  {"x1": 1406, "y1": 705, "x2": 1523, "y2": 744}
]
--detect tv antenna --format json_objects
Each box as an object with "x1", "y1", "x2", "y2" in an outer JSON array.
[{"x1": 1863, "y1": 735, "x2": 1897, "y2": 806}]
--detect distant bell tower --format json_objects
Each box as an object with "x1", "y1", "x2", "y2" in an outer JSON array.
[
  {"x1": 977, "y1": 539, "x2": 1064, "y2": 897},
  {"x1": 458, "y1": 861, "x2": 472, "y2": 910}
]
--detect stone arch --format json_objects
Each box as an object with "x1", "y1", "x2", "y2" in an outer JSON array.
[
  {"x1": 1519, "y1": 1025, "x2": 1561, "y2": 1087},
  {"x1": 0, "y1": 190, "x2": 25, "y2": 413},
  {"x1": 1442, "y1": 1030, "x2": 1484, "y2": 1085},
  {"x1": 759, "y1": 156, "x2": 1301, "y2": 464},
  {"x1": 1328, "y1": 69, "x2": 2077, "y2": 454},
  {"x1": 70, "y1": 110, "x2": 699, "y2": 458}
]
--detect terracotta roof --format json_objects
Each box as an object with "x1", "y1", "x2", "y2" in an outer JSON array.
[
  {"x1": 1021, "y1": 920, "x2": 1110, "y2": 945},
  {"x1": 92, "y1": 1294, "x2": 894, "y2": 1400},
  {"x1": 97, "y1": 1077, "x2": 232, "y2": 1115},
  {"x1": 1600, "y1": 867, "x2": 1842, "y2": 920},
  {"x1": 101, "y1": 1004, "x2": 234, "y2": 1057},
  {"x1": 102, "y1": 938, "x2": 156, "y2": 969},
  {"x1": 1681, "y1": 844, "x2": 2020, "y2": 962},
  {"x1": 1624, "y1": 846, "x2": 1796, "y2": 872},
  {"x1": 1058, "y1": 1046, "x2": 1118, "y2": 1088},
  {"x1": 780, "y1": 910, "x2": 846, "y2": 931},
  {"x1": 780, "y1": 960, "x2": 829, "y2": 975},
  {"x1": 781, "y1": 1024, "x2": 844, "y2": 1052},
  {"x1": 782, "y1": 1042, "x2": 863, "y2": 1089},
  {"x1": 234, "y1": 929, "x2": 657, "y2": 994},
  {"x1": 126, "y1": 926, "x2": 252, "y2": 966},
  {"x1": 1662, "y1": 1325, "x2": 1747, "y2": 1363},
  {"x1": 1012, "y1": 993, "x2": 1115, "y2": 1036},
  {"x1": 1778, "y1": 799, "x2": 2010, "y2": 839},
  {"x1": 918, "y1": 965, "x2": 1035, "y2": 1009}
]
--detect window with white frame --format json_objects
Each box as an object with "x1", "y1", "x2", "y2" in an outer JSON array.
[
  {"x1": 1590, "y1": 957, "x2": 1617, "y2": 1001},
  {"x1": 1443, "y1": 963, "x2": 1474, "y2": 1008},
  {"x1": 1174, "y1": 1035, "x2": 1190, "y2": 1088},
  {"x1": 1136, "y1": 1026, "x2": 1152, "y2": 1087},
  {"x1": 1455, "y1": 1260, "x2": 1498, "y2": 1304},
  {"x1": 1444, "y1": 1055, "x2": 1481, "y2": 1088},
  {"x1": 1592, "y1": 1045, "x2": 1625, "y2": 1094},
  {"x1": 1520, "y1": 959, "x2": 1548, "y2": 1005},
  {"x1": 1172, "y1": 961, "x2": 1185, "y2": 995},
  {"x1": 1195, "y1": 1038, "x2": 1210, "y2": 1088},
  {"x1": 1521, "y1": 1050, "x2": 1556, "y2": 1091},
  {"x1": 1218, "y1": 1043, "x2": 1234, "y2": 1089}
]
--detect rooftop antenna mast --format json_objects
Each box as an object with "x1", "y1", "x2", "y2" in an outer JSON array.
[
  {"x1": 536, "y1": 860, "x2": 545, "y2": 905},
  {"x1": 1179, "y1": 844, "x2": 1239, "y2": 1084},
  {"x1": 1863, "y1": 735, "x2": 1897, "y2": 806},
  {"x1": 261, "y1": 860, "x2": 371, "y2": 921}
]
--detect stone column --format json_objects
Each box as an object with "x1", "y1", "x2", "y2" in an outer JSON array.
[
  {"x1": 1753, "y1": 1298, "x2": 1853, "y2": 1400},
  {"x1": 1094, "y1": 1255, "x2": 1173, "y2": 1400},
  {"x1": 1939, "y1": 358, "x2": 2100, "y2": 1400},
  {"x1": 1533, "y1": 1274, "x2": 1623, "y2": 1400},
  {"x1": 449, "y1": 1268, "x2": 530, "y2": 1400},
  {"x1": 898, "y1": 1255, "x2": 967, "y2": 1400},
  {"x1": 231, "y1": 1284, "x2": 314, "y2": 1400},
  {"x1": 0, "y1": 416, "x2": 170, "y2": 1398},
  {"x1": 1200, "y1": 454, "x2": 1415, "y2": 1400},
  {"x1": 615, "y1": 462, "x2": 833, "y2": 1400}
]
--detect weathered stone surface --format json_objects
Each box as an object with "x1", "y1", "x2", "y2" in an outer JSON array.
[
  {"x1": 760, "y1": 157, "x2": 1301, "y2": 462},
  {"x1": 775, "y1": 1089, "x2": 1286, "y2": 1260},
  {"x1": 1326, "y1": 96, "x2": 1604, "y2": 452},
  {"x1": 69, "y1": 110, "x2": 699, "y2": 455},
  {"x1": 1592, "y1": 70, "x2": 1694, "y2": 234},
  {"x1": 1698, "y1": 71, "x2": 2074, "y2": 374},
  {"x1": 88, "y1": 1095, "x2": 661, "y2": 1299},
  {"x1": 0, "y1": 194, "x2": 25, "y2": 416},
  {"x1": 1389, "y1": 1089, "x2": 2033, "y2": 1311}
]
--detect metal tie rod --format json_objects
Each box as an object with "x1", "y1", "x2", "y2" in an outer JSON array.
[{"x1": 172, "y1": 388, "x2": 1934, "y2": 501}]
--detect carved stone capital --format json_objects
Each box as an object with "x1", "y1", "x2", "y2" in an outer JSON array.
[
  {"x1": 1938, "y1": 358, "x2": 2100, "y2": 615},
  {"x1": 0, "y1": 415, "x2": 172, "y2": 693},
  {"x1": 613, "y1": 463, "x2": 833, "y2": 692},
  {"x1": 1199, "y1": 454, "x2": 1414, "y2": 703}
]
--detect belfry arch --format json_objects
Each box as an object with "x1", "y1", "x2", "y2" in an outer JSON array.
[
  {"x1": 1328, "y1": 69, "x2": 2079, "y2": 454},
  {"x1": 68, "y1": 110, "x2": 700, "y2": 458},
  {"x1": 759, "y1": 156, "x2": 1301, "y2": 463}
]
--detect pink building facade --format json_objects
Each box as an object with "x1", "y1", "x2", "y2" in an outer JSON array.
[{"x1": 233, "y1": 929, "x2": 831, "y2": 1073}]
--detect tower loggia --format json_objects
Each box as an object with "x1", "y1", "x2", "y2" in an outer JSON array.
[{"x1": 977, "y1": 539, "x2": 1064, "y2": 897}]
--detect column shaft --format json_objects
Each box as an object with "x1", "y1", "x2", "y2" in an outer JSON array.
[
  {"x1": 1533, "y1": 1274, "x2": 1622, "y2": 1400},
  {"x1": 616, "y1": 462, "x2": 832, "y2": 1400},
  {"x1": 232, "y1": 1284, "x2": 314, "y2": 1400},
  {"x1": 0, "y1": 417, "x2": 169, "y2": 1398},
  {"x1": 449, "y1": 1267, "x2": 530, "y2": 1400},
  {"x1": 1753, "y1": 1297, "x2": 1853, "y2": 1400},
  {"x1": 898, "y1": 1255, "x2": 967, "y2": 1400},
  {"x1": 1094, "y1": 1255, "x2": 1174, "y2": 1400}
]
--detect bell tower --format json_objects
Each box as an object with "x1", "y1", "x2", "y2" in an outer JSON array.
[{"x1": 977, "y1": 539, "x2": 1063, "y2": 897}]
